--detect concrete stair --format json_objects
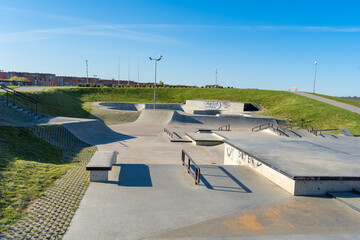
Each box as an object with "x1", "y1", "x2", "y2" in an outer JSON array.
[{"x1": 0, "y1": 97, "x2": 41, "y2": 120}]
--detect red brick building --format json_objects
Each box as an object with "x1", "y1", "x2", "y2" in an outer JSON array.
[{"x1": 0, "y1": 71, "x2": 141, "y2": 87}]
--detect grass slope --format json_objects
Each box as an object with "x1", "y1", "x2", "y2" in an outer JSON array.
[
  {"x1": 0, "y1": 127, "x2": 66, "y2": 229},
  {"x1": 19, "y1": 88, "x2": 360, "y2": 135}
]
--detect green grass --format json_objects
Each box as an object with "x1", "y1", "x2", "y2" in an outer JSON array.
[
  {"x1": 0, "y1": 127, "x2": 67, "y2": 229},
  {"x1": 13, "y1": 87, "x2": 360, "y2": 135}
]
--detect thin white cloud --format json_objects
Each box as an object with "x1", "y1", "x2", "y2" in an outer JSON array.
[
  {"x1": 0, "y1": 25, "x2": 180, "y2": 43},
  {"x1": 96, "y1": 24, "x2": 360, "y2": 32}
]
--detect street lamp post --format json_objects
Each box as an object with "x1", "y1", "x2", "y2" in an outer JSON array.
[
  {"x1": 313, "y1": 61, "x2": 318, "y2": 93},
  {"x1": 215, "y1": 68, "x2": 218, "y2": 85},
  {"x1": 149, "y1": 55, "x2": 163, "y2": 109},
  {"x1": 86, "y1": 60, "x2": 89, "y2": 84}
]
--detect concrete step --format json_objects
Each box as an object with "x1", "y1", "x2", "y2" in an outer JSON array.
[{"x1": 327, "y1": 191, "x2": 360, "y2": 213}]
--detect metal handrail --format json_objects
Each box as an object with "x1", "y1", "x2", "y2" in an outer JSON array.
[
  {"x1": 0, "y1": 84, "x2": 39, "y2": 116},
  {"x1": 181, "y1": 149, "x2": 200, "y2": 185},
  {"x1": 252, "y1": 122, "x2": 272, "y2": 132},
  {"x1": 218, "y1": 124, "x2": 230, "y2": 131}
]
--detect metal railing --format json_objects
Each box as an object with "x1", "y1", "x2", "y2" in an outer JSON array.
[
  {"x1": 313, "y1": 128, "x2": 343, "y2": 136},
  {"x1": 164, "y1": 128, "x2": 173, "y2": 138},
  {"x1": 0, "y1": 84, "x2": 39, "y2": 116},
  {"x1": 252, "y1": 122, "x2": 286, "y2": 135},
  {"x1": 218, "y1": 124, "x2": 230, "y2": 131},
  {"x1": 181, "y1": 149, "x2": 201, "y2": 185}
]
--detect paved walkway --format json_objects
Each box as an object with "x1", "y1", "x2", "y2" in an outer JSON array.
[{"x1": 293, "y1": 91, "x2": 360, "y2": 114}]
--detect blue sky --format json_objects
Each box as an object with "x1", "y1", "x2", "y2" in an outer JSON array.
[{"x1": 0, "y1": 0, "x2": 359, "y2": 96}]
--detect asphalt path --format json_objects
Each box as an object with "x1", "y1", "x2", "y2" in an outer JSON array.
[{"x1": 293, "y1": 91, "x2": 360, "y2": 114}]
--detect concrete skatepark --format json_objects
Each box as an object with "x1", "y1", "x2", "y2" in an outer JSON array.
[{"x1": 36, "y1": 100, "x2": 360, "y2": 239}]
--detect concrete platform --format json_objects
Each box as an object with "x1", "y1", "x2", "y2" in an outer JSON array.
[
  {"x1": 186, "y1": 132, "x2": 224, "y2": 146},
  {"x1": 224, "y1": 132, "x2": 360, "y2": 195}
]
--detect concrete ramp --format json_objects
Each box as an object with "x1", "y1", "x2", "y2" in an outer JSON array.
[
  {"x1": 134, "y1": 109, "x2": 176, "y2": 125},
  {"x1": 62, "y1": 119, "x2": 135, "y2": 145}
]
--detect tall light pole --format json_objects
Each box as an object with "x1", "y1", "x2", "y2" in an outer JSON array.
[
  {"x1": 149, "y1": 55, "x2": 163, "y2": 109},
  {"x1": 118, "y1": 57, "x2": 120, "y2": 86},
  {"x1": 86, "y1": 60, "x2": 89, "y2": 84},
  {"x1": 128, "y1": 56, "x2": 130, "y2": 86},
  {"x1": 313, "y1": 61, "x2": 318, "y2": 93},
  {"x1": 137, "y1": 57, "x2": 140, "y2": 86},
  {"x1": 215, "y1": 68, "x2": 218, "y2": 85}
]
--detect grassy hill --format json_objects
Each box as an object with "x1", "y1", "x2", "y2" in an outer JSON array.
[
  {"x1": 0, "y1": 125, "x2": 96, "y2": 231},
  {"x1": 0, "y1": 127, "x2": 65, "y2": 229},
  {"x1": 12, "y1": 87, "x2": 360, "y2": 135}
]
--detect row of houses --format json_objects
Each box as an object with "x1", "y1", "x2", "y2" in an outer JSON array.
[{"x1": 0, "y1": 71, "x2": 140, "y2": 87}]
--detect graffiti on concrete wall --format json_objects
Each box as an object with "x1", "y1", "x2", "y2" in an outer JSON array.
[
  {"x1": 204, "y1": 101, "x2": 231, "y2": 109},
  {"x1": 224, "y1": 144, "x2": 262, "y2": 168}
]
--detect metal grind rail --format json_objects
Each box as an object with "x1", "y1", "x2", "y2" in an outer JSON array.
[
  {"x1": 0, "y1": 84, "x2": 39, "y2": 116},
  {"x1": 252, "y1": 122, "x2": 286, "y2": 136},
  {"x1": 218, "y1": 124, "x2": 231, "y2": 131},
  {"x1": 181, "y1": 149, "x2": 201, "y2": 185}
]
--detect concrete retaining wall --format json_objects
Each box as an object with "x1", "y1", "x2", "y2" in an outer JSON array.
[
  {"x1": 224, "y1": 143, "x2": 296, "y2": 195},
  {"x1": 184, "y1": 100, "x2": 246, "y2": 114}
]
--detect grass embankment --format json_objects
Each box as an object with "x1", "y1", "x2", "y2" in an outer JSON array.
[
  {"x1": 18, "y1": 87, "x2": 360, "y2": 135},
  {"x1": 0, "y1": 125, "x2": 95, "y2": 231},
  {"x1": 0, "y1": 127, "x2": 65, "y2": 229}
]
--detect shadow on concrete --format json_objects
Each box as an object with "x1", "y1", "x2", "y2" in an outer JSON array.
[
  {"x1": 198, "y1": 165, "x2": 252, "y2": 193},
  {"x1": 117, "y1": 164, "x2": 152, "y2": 187},
  {"x1": 99, "y1": 102, "x2": 138, "y2": 111}
]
